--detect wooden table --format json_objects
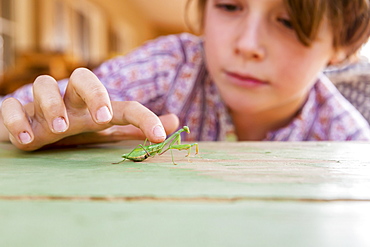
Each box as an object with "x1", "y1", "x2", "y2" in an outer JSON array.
[{"x1": 0, "y1": 141, "x2": 369, "y2": 247}]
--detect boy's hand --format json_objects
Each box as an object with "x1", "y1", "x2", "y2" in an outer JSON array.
[{"x1": 0, "y1": 68, "x2": 179, "y2": 151}]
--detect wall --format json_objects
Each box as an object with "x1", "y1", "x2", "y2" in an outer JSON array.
[{"x1": 0, "y1": 0, "x2": 197, "y2": 94}]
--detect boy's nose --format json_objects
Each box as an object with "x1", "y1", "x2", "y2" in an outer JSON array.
[{"x1": 234, "y1": 17, "x2": 266, "y2": 61}]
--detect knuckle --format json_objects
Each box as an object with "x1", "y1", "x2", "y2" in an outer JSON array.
[
  {"x1": 70, "y1": 67, "x2": 93, "y2": 81},
  {"x1": 89, "y1": 85, "x2": 106, "y2": 97},
  {"x1": 1, "y1": 98, "x2": 22, "y2": 114},
  {"x1": 126, "y1": 101, "x2": 141, "y2": 108},
  {"x1": 35, "y1": 88, "x2": 62, "y2": 105},
  {"x1": 40, "y1": 97, "x2": 63, "y2": 112},
  {"x1": 124, "y1": 101, "x2": 154, "y2": 120},
  {"x1": 73, "y1": 67, "x2": 90, "y2": 74},
  {"x1": 3, "y1": 113, "x2": 24, "y2": 127},
  {"x1": 1, "y1": 97, "x2": 16, "y2": 107},
  {"x1": 123, "y1": 101, "x2": 144, "y2": 114},
  {"x1": 34, "y1": 75, "x2": 57, "y2": 87},
  {"x1": 69, "y1": 68, "x2": 105, "y2": 99},
  {"x1": 36, "y1": 98, "x2": 64, "y2": 118}
]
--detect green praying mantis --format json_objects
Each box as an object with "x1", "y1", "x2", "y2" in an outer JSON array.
[{"x1": 114, "y1": 126, "x2": 199, "y2": 165}]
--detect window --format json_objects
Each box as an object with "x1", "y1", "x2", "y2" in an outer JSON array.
[
  {"x1": 0, "y1": 0, "x2": 15, "y2": 75},
  {"x1": 75, "y1": 10, "x2": 91, "y2": 62},
  {"x1": 53, "y1": 0, "x2": 68, "y2": 52}
]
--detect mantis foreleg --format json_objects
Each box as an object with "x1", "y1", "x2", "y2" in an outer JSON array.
[{"x1": 163, "y1": 143, "x2": 199, "y2": 165}]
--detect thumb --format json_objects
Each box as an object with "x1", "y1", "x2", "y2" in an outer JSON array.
[{"x1": 159, "y1": 113, "x2": 180, "y2": 136}]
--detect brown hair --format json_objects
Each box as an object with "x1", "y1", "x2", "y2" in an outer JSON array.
[{"x1": 190, "y1": 0, "x2": 370, "y2": 58}]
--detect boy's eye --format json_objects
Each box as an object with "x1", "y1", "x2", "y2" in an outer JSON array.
[
  {"x1": 215, "y1": 4, "x2": 242, "y2": 12},
  {"x1": 277, "y1": 17, "x2": 294, "y2": 29}
]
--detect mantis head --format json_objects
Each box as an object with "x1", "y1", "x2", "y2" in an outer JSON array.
[{"x1": 183, "y1": 126, "x2": 190, "y2": 133}]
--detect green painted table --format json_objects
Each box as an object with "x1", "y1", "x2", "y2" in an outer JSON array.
[{"x1": 1, "y1": 141, "x2": 369, "y2": 247}]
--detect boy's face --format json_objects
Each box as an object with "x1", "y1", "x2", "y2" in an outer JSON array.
[{"x1": 203, "y1": 0, "x2": 339, "y2": 116}]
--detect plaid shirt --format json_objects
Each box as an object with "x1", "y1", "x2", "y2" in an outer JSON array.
[{"x1": 4, "y1": 33, "x2": 370, "y2": 141}]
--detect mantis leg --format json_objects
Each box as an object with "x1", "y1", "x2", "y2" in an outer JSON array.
[
  {"x1": 112, "y1": 159, "x2": 127, "y2": 164},
  {"x1": 112, "y1": 146, "x2": 138, "y2": 164},
  {"x1": 113, "y1": 143, "x2": 152, "y2": 164},
  {"x1": 139, "y1": 144, "x2": 152, "y2": 157},
  {"x1": 171, "y1": 143, "x2": 199, "y2": 156},
  {"x1": 159, "y1": 134, "x2": 181, "y2": 155},
  {"x1": 167, "y1": 143, "x2": 199, "y2": 165},
  {"x1": 170, "y1": 149, "x2": 177, "y2": 165},
  {"x1": 142, "y1": 138, "x2": 154, "y2": 146}
]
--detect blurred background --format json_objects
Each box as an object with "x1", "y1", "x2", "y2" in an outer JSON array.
[
  {"x1": 1, "y1": 0, "x2": 369, "y2": 97},
  {"x1": 0, "y1": 0, "x2": 198, "y2": 95}
]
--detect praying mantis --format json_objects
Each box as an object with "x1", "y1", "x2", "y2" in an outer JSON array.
[{"x1": 114, "y1": 126, "x2": 199, "y2": 165}]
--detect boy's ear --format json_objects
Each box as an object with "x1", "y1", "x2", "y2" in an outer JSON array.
[{"x1": 328, "y1": 49, "x2": 347, "y2": 65}]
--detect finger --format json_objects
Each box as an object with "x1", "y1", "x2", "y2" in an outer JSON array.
[
  {"x1": 99, "y1": 114, "x2": 179, "y2": 141},
  {"x1": 1, "y1": 97, "x2": 34, "y2": 145},
  {"x1": 160, "y1": 113, "x2": 180, "y2": 135},
  {"x1": 113, "y1": 114, "x2": 179, "y2": 139},
  {"x1": 47, "y1": 114, "x2": 180, "y2": 146},
  {"x1": 33, "y1": 75, "x2": 69, "y2": 133},
  {"x1": 110, "y1": 101, "x2": 167, "y2": 143},
  {"x1": 65, "y1": 68, "x2": 113, "y2": 124},
  {"x1": 113, "y1": 113, "x2": 179, "y2": 140}
]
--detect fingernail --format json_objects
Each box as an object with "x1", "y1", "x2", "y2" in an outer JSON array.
[
  {"x1": 153, "y1": 125, "x2": 166, "y2": 139},
  {"x1": 96, "y1": 106, "x2": 112, "y2": 123},
  {"x1": 18, "y1": 131, "x2": 32, "y2": 144},
  {"x1": 52, "y1": 117, "x2": 68, "y2": 133}
]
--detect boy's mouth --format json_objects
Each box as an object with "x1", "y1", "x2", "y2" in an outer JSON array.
[{"x1": 224, "y1": 71, "x2": 268, "y2": 88}]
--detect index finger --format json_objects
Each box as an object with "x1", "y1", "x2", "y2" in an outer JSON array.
[
  {"x1": 64, "y1": 68, "x2": 113, "y2": 124},
  {"x1": 110, "y1": 101, "x2": 167, "y2": 143}
]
